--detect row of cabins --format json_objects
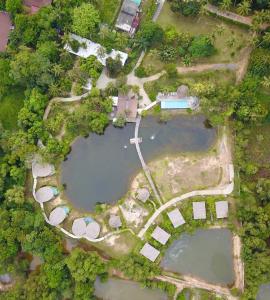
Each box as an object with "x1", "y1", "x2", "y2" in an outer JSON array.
[
  {"x1": 0, "y1": 1, "x2": 52, "y2": 52},
  {"x1": 140, "y1": 201, "x2": 229, "y2": 262}
]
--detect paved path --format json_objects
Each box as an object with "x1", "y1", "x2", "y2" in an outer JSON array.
[
  {"x1": 177, "y1": 63, "x2": 237, "y2": 74},
  {"x1": 134, "y1": 116, "x2": 163, "y2": 205},
  {"x1": 205, "y1": 4, "x2": 269, "y2": 30},
  {"x1": 157, "y1": 274, "x2": 237, "y2": 300},
  {"x1": 138, "y1": 164, "x2": 234, "y2": 239}
]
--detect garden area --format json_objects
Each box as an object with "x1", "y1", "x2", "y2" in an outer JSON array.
[
  {"x1": 97, "y1": 0, "x2": 122, "y2": 25},
  {"x1": 139, "y1": 1, "x2": 249, "y2": 76}
]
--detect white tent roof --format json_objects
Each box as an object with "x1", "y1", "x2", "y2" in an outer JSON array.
[
  {"x1": 32, "y1": 159, "x2": 55, "y2": 178},
  {"x1": 151, "y1": 226, "x2": 171, "y2": 245},
  {"x1": 49, "y1": 207, "x2": 69, "y2": 226},
  {"x1": 109, "y1": 214, "x2": 122, "y2": 228},
  {"x1": 193, "y1": 202, "x2": 206, "y2": 220},
  {"x1": 136, "y1": 187, "x2": 150, "y2": 203},
  {"x1": 35, "y1": 186, "x2": 56, "y2": 203},
  {"x1": 72, "y1": 218, "x2": 87, "y2": 237},
  {"x1": 167, "y1": 208, "x2": 185, "y2": 228},
  {"x1": 215, "y1": 201, "x2": 229, "y2": 219},
  {"x1": 64, "y1": 34, "x2": 128, "y2": 66},
  {"x1": 140, "y1": 243, "x2": 160, "y2": 262},
  {"x1": 85, "y1": 220, "x2": 100, "y2": 239}
]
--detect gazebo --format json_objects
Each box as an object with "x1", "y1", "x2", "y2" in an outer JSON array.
[
  {"x1": 32, "y1": 156, "x2": 55, "y2": 178},
  {"x1": 72, "y1": 218, "x2": 88, "y2": 237},
  {"x1": 109, "y1": 214, "x2": 122, "y2": 229},
  {"x1": 136, "y1": 187, "x2": 150, "y2": 203},
  {"x1": 85, "y1": 219, "x2": 100, "y2": 239}
]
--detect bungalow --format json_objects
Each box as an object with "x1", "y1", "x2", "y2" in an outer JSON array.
[
  {"x1": 157, "y1": 85, "x2": 199, "y2": 110},
  {"x1": 0, "y1": 12, "x2": 12, "y2": 52},
  {"x1": 65, "y1": 34, "x2": 128, "y2": 66},
  {"x1": 115, "y1": 0, "x2": 141, "y2": 35},
  {"x1": 23, "y1": 0, "x2": 52, "y2": 14}
]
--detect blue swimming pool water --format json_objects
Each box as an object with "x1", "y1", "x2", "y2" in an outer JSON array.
[{"x1": 161, "y1": 100, "x2": 189, "y2": 109}]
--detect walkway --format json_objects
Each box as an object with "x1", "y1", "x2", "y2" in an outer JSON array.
[
  {"x1": 138, "y1": 164, "x2": 234, "y2": 238},
  {"x1": 177, "y1": 63, "x2": 237, "y2": 74},
  {"x1": 134, "y1": 116, "x2": 163, "y2": 205},
  {"x1": 157, "y1": 274, "x2": 237, "y2": 300},
  {"x1": 205, "y1": 4, "x2": 269, "y2": 30}
]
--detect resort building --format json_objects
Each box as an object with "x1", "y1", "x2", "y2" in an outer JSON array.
[
  {"x1": 136, "y1": 187, "x2": 150, "y2": 203},
  {"x1": 35, "y1": 186, "x2": 58, "y2": 203},
  {"x1": 72, "y1": 218, "x2": 88, "y2": 237},
  {"x1": 193, "y1": 202, "x2": 206, "y2": 220},
  {"x1": 0, "y1": 12, "x2": 12, "y2": 52},
  {"x1": 49, "y1": 206, "x2": 69, "y2": 226},
  {"x1": 85, "y1": 218, "x2": 100, "y2": 239},
  {"x1": 151, "y1": 226, "x2": 171, "y2": 245},
  {"x1": 140, "y1": 243, "x2": 160, "y2": 262},
  {"x1": 157, "y1": 85, "x2": 199, "y2": 110},
  {"x1": 32, "y1": 156, "x2": 55, "y2": 178},
  {"x1": 115, "y1": 0, "x2": 141, "y2": 35},
  {"x1": 167, "y1": 208, "x2": 185, "y2": 228},
  {"x1": 215, "y1": 201, "x2": 229, "y2": 219},
  {"x1": 23, "y1": 0, "x2": 52, "y2": 14},
  {"x1": 109, "y1": 214, "x2": 122, "y2": 229},
  {"x1": 65, "y1": 34, "x2": 128, "y2": 66}
]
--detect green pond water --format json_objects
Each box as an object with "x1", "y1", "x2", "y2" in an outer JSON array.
[
  {"x1": 61, "y1": 115, "x2": 216, "y2": 211},
  {"x1": 257, "y1": 284, "x2": 270, "y2": 300},
  {"x1": 161, "y1": 228, "x2": 235, "y2": 285},
  {"x1": 94, "y1": 278, "x2": 168, "y2": 300}
]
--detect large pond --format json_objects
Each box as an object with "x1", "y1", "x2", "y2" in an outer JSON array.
[
  {"x1": 94, "y1": 278, "x2": 167, "y2": 300},
  {"x1": 257, "y1": 284, "x2": 270, "y2": 300},
  {"x1": 161, "y1": 228, "x2": 235, "y2": 285},
  {"x1": 61, "y1": 115, "x2": 216, "y2": 211}
]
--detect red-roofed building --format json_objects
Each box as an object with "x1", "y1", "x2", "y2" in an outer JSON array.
[
  {"x1": 23, "y1": 0, "x2": 52, "y2": 14},
  {"x1": 0, "y1": 12, "x2": 12, "y2": 52}
]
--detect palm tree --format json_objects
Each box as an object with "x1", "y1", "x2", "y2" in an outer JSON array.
[
  {"x1": 221, "y1": 0, "x2": 232, "y2": 11},
  {"x1": 52, "y1": 64, "x2": 63, "y2": 77},
  {"x1": 236, "y1": 1, "x2": 251, "y2": 16},
  {"x1": 262, "y1": 76, "x2": 270, "y2": 89}
]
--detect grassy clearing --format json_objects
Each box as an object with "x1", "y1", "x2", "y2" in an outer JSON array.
[
  {"x1": 141, "y1": 2, "x2": 249, "y2": 74},
  {"x1": 0, "y1": 87, "x2": 24, "y2": 130},
  {"x1": 144, "y1": 70, "x2": 236, "y2": 101},
  {"x1": 97, "y1": 0, "x2": 122, "y2": 25}
]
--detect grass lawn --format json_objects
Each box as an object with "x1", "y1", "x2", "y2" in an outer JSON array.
[
  {"x1": 144, "y1": 70, "x2": 236, "y2": 101},
  {"x1": 141, "y1": 2, "x2": 249, "y2": 74},
  {"x1": 97, "y1": 0, "x2": 122, "y2": 25},
  {"x1": 0, "y1": 87, "x2": 24, "y2": 130}
]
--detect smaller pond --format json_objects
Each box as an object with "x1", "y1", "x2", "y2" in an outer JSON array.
[
  {"x1": 257, "y1": 284, "x2": 270, "y2": 300},
  {"x1": 161, "y1": 228, "x2": 235, "y2": 285},
  {"x1": 94, "y1": 278, "x2": 168, "y2": 300}
]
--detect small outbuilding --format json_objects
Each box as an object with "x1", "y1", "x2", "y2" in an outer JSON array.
[
  {"x1": 167, "y1": 208, "x2": 185, "y2": 228},
  {"x1": 23, "y1": 0, "x2": 52, "y2": 14},
  {"x1": 85, "y1": 219, "x2": 100, "y2": 239},
  {"x1": 151, "y1": 226, "x2": 171, "y2": 245},
  {"x1": 136, "y1": 187, "x2": 150, "y2": 203},
  {"x1": 109, "y1": 214, "x2": 122, "y2": 229},
  {"x1": 0, "y1": 12, "x2": 12, "y2": 52},
  {"x1": 32, "y1": 156, "x2": 55, "y2": 178},
  {"x1": 116, "y1": 93, "x2": 138, "y2": 123},
  {"x1": 72, "y1": 218, "x2": 88, "y2": 237},
  {"x1": 0, "y1": 274, "x2": 12, "y2": 284},
  {"x1": 49, "y1": 206, "x2": 69, "y2": 226},
  {"x1": 35, "y1": 186, "x2": 58, "y2": 203},
  {"x1": 193, "y1": 202, "x2": 206, "y2": 220},
  {"x1": 215, "y1": 201, "x2": 229, "y2": 219},
  {"x1": 140, "y1": 243, "x2": 160, "y2": 262}
]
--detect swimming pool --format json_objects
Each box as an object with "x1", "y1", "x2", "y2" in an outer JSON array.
[{"x1": 161, "y1": 99, "x2": 190, "y2": 109}]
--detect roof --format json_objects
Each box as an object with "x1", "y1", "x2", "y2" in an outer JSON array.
[
  {"x1": 49, "y1": 206, "x2": 69, "y2": 226},
  {"x1": 136, "y1": 187, "x2": 150, "y2": 202},
  {"x1": 32, "y1": 156, "x2": 55, "y2": 178},
  {"x1": 35, "y1": 186, "x2": 58, "y2": 203},
  {"x1": 177, "y1": 85, "x2": 189, "y2": 98},
  {"x1": 115, "y1": 0, "x2": 140, "y2": 32},
  {"x1": 117, "y1": 93, "x2": 138, "y2": 122},
  {"x1": 65, "y1": 34, "x2": 128, "y2": 66},
  {"x1": 116, "y1": 12, "x2": 135, "y2": 32},
  {"x1": 85, "y1": 219, "x2": 100, "y2": 239},
  {"x1": 151, "y1": 226, "x2": 171, "y2": 245},
  {"x1": 72, "y1": 218, "x2": 87, "y2": 237},
  {"x1": 193, "y1": 202, "x2": 206, "y2": 220},
  {"x1": 109, "y1": 214, "x2": 122, "y2": 228},
  {"x1": 167, "y1": 208, "x2": 185, "y2": 228},
  {"x1": 0, "y1": 274, "x2": 12, "y2": 284},
  {"x1": 23, "y1": 0, "x2": 52, "y2": 8},
  {"x1": 121, "y1": 0, "x2": 138, "y2": 15},
  {"x1": 215, "y1": 201, "x2": 229, "y2": 219},
  {"x1": 0, "y1": 12, "x2": 12, "y2": 52},
  {"x1": 140, "y1": 243, "x2": 160, "y2": 262}
]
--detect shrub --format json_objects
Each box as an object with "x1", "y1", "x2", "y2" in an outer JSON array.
[
  {"x1": 69, "y1": 39, "x2": 80, "y2": 52},
  {"x1": 159, "y1": 45, "x2": 178, "y2": 62},
  {"x1": 171, "y1": 0, "x2": 201, "y2": 16},
  {"x1": 165, "y1": 63, "x2": 178, "y2": 78},
  {"x1": 135, "y1": 66, "x2": 147, "y2": 78},
  {"x1": 249, "y1": 48, "x2": 270, "y2": 77},
  {"x1": 188, "y1": 35, "x2": 215, "y2": 58}
]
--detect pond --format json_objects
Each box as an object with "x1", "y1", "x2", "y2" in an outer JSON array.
[
  {"x1": 257, "y1": 284, "x2": 270, "y2": 300},
  {"x1": 161, "y1": 228, "x2": 234, "y2": 285},
  {"x1": 61, "y1": 115, "x2": 216, "y2": 211},
  {"x1": 94, "y1": 278, "x2": 168, "y2": 300}
]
